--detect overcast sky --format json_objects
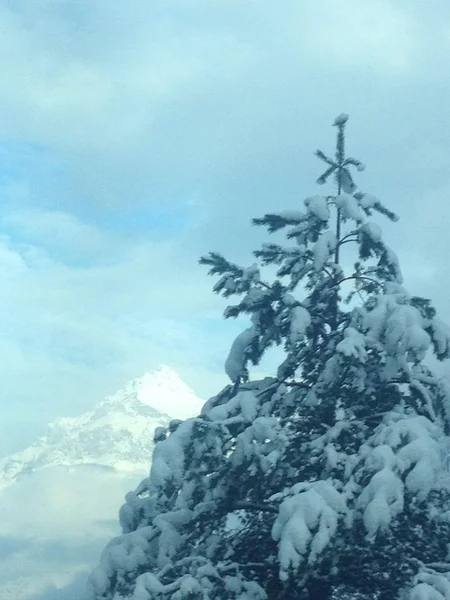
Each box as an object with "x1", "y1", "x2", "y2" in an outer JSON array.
[{"x1": 1, "y1": 0, "x2": 450, "y2": 453}]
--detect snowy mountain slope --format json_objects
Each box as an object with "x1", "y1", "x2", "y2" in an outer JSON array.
[
  {"x1": 0, "y1": 366, "x2": 204, "y2": 600},
  {"x1": 0, "y1": 365, "x2": 204, "y2": 489}
]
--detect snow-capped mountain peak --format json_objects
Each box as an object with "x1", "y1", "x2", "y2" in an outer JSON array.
[
  {"x1": 0, "y1": 367, "x2": 204, "y2": 489},
  {"x1": 101, "y1": 365, "x2": 204, "y2": 418}
]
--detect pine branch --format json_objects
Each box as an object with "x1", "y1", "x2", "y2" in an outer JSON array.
[
  {"x1": 282, "y1": 380, "x2": 310, "y2": 389},
  {"x1": 231, "y1": 500, "x2": 278, "y2": 514},
  {"x1": 316, "y1": 164, "x2": 337, "y2": 185},
  {"x1": 337, "y1": 232, "x2": 358, "y2": 247},
  {"x1": 252, "y1": 213, "x2": 305, "y2": 233},
  {"x1": 423, "y1": 562, "x2": 450, "y2": 573},
  {"x1": 315, "y1": 149, "x2": 335, "y2": 166},
  {"x1": 372, "y1": 201, "x2": 399, "y2": 222},
  {"x1": 355, "y1": 192, "x2": 399, "y2": 222},
  {"x1": 344, "y1": 157, "x2": 366, "y2": 171},
  {"x1": 410, "y1": 378, "x2": 437, "y2": 421},
  {"x1": 254, "y1": 243, "x2": 291, "y2": 265},
  {"x1": 337, "y1": 274, "x2": 383, "y2": 289},
  {"x1": 199, "y1": 252, "x2": 242, "y2": 277}
]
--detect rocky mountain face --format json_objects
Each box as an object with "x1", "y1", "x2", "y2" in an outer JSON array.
[{"x1": 0, "y1": 365, "x2": 204, "y2": 489}]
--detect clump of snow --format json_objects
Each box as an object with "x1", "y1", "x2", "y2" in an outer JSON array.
[
  {"x1": 358, "y1": 193, "x2": 378, "y2": 209},
  {"x1": 410, "y1": 582, "x2": 446, "y2": 600},
  {"x1": 384, "y1": 245, "x2": 403, "y2": 283},
  {"x1": 363, "y1": 291, "x2": 431, "y2": 376},
  {"x1": 357, "y1": 463, "x2": 404, "y2": 538},
  {"x1": 385, "y1": 306, "x2": 430, "y2": 358},
  {"x1": 232, "y1": 416, "x2": 285, "y2": 473},
  {"x1": 290, "y1": 306, "x2": 311, "y2": 345},
  {"x1": 333, "y1": 113, "x2": 349, "y2": 126},
  {"x1": 224, "y1": 576, "x2": 268, "y2": 599},
  {"x1": 241, "y1": 287, "x2": 268, "y2": 308},
  {"x1": 153, "y1": 508, "x2": 193, "y2": 568},
  {"x1": 206, "y1": 390, "x2": 259, "y2": 423},
  {"x1": 279, "y1": 210, "x2": 307, "y2": 221},
  {"x1": 225, "y1": 325, "x2": 256, "y2": 382},
  {"x1": 313, "y1": 231, "x2": 336, "y2": 271},
  {"x1": 287, "y1": 222, "x2": 309, "y2": 237},
  {"x1": 272, "y1": 480, "x2": 346, "y2": 580},
  {"x1": 86, "y1": 525, "x2": 158, "y2": 599},
  {"x1": 340, "y1": 170, "x2": 357, "y2": 194},
  {"x1": 336, "y1": 327, "x2": 367, "y2": 362},
  {"x1": 304, "y1": 195, "x2": 330, "y2": 221},
  {"x1": 150, "y1": 420, "x2": 196, "y2": 488},
  {"x1": 216, "y1": 274, "x2": 236, "y2": 294},
  {"x1": 429, "y1": 317, "x2": 450, "y2": 359},
  {"x1": 410, "y1": 571, "x2": 450, "y2": 600},
  {"x1": 335, "y1": 194, "x2": 365, "y2": 223},
  {"x1": 359, "y1": 221, "x2": 382, "y2": 243},
  {"x1": 283, "y1": 293, "x2": 297, "y2": 306},
  {"x1": 243, "y1": 263, "x2": 261, "y2": 285},
  {"x1": 355, "y1": 411, "x2": 444, "y2": 538}
]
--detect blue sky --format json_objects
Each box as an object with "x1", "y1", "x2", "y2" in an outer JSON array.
[{"x1": 1, "y1": 0, "x2": 450, "y2": 452}]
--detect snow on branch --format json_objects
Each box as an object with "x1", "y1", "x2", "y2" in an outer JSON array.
[
  {"x1": 150, "y1": 419, "x2": 196, "y2": 489},
  {"x1": 224, "y1": 326, "x2": 257, "y2": 382},
  {"x1": 199, "y1": 253, "x2": 261, "y2": 298},
  {"x1": 253, "y1": 211, "x2": 308, "y2": 233},
  {"x1": 271, "y1": 480, "x2": 347, "y2": 581},
  {"x1": 134, "y1": 559, "x2": 269, "y2": 600},
  {"x1": 335, "y1": 193, "x2": 365, "y2": 223},
  {"x1": 355, "y1": 192, "x2": 399, "y2": 222},
  {"x1": 409, "y1": 569, "x2": 450, "y2": 600},
  {"x1": 355, "y1": 411, "x2": 444, "y2": 538}
]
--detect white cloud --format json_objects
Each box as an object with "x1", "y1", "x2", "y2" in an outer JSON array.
[
  {"x1": 0, "y1": 466, "x2": 140, "y2": 599},
  {"x1": 297, "y1": 1, "x2": 416, "y2": 73},
  {"x1": 3, "y1": 209, "x2": 116, "y2": 261},
  {"x1": 0, "y1": 2, "x2": 256, "y2": 147}
]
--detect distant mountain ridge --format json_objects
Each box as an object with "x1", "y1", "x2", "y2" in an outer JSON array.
[{"x1": 0, "y1": 365, "x2": 204, "y2": 489}]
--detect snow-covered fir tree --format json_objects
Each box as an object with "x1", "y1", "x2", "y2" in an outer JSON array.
[{"x1": 85, "y1": 115, "x2": 450, "y2": 600}]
